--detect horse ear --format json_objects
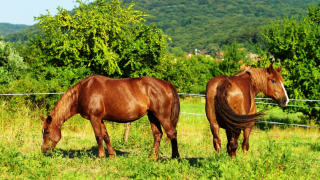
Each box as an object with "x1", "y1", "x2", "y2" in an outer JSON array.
[
  {"x1": 46, "y1": 116, "x2": 52, "y2": 124},
  {"x1": 40, "y1": 116, "x2": 46, "y2": 121},
  {"x1": 246, "y1": 71, "x2": 251, "y2": 77},
  {"x1": 268, "y1": 64, "x2": 274, "y2": 74},
  {"x1": 276, "y1": 66, "x2": 282, "y2": 72}
]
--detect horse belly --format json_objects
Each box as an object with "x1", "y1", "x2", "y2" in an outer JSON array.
[
  {"x1": 103, "y1": 95, "x2": 148, "y2": 122},
  {"x1": 104, "y1": 104, "x2": 148, "y2": 122}
]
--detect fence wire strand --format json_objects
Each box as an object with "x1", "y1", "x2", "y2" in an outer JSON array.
[{"x1": 0, "y1": 92, "x2": 319, "y2": 128}]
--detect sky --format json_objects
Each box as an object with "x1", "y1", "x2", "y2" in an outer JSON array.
[{"x1": 0, "y1": 0, "x2": 93, "y2": 26}]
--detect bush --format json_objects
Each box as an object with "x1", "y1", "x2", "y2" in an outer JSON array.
[{"x1": 0, "y1": 40, "x2": 27, "y2": 84}]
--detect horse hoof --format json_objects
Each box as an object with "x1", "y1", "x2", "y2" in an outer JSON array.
[
  {"x1": 147, "y1": 155, "x2": 158, "y2": 161},
  {"x1": 109, "y1": 154, "x2": 116, "y2": 160},
  {"x1": 171, "y1": 155, "x2": 180, "y2": 159}
]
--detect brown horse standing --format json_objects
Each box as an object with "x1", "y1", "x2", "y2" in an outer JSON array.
[
  {"x1": 205, "y1": 64, "x2": 289, "y2": 157},
  {"x1": 40, "y1": 75, "x2": 180, "y2": 159}
]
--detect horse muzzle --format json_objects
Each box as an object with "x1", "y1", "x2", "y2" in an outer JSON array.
[
  {"x1": 41, "y1": 142, "x2": 57, "y2": 156},
  {"x1": 277, "y1": 98, "x2": 288, "y2": 107}
]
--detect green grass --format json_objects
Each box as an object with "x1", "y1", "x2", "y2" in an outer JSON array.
[{"x1": 0, "y1": 99, "x2": 320, "y2": 179}]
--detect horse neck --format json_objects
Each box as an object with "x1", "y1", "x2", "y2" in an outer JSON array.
[
  {"x1": 49, "y1": 83, "x2": 80, "y2": 128},
  {"x1": 49, "y1": 107, "x2": 76, "y2": 129},
  {"x1": 246, "y1": 68, "x2": 268, "y2": 97}
]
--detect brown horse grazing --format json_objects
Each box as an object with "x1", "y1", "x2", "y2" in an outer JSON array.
[
  {"x1": 205, "y1": 64, "x2": 289, "y2": 158},
  {"x1": 40, "y1": 75, "x2": 180, "y2": 159}
]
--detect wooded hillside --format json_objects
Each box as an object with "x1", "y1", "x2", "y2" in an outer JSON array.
[
  {"x1": 0, "y1": 23, "x2": 29, "y2": 37},
  {"x1": 1, "y1": 0, "x2": 315, "y2": 51},
  {"x1": 123, "y1": 0, "x2": 315, "y2": 51}
]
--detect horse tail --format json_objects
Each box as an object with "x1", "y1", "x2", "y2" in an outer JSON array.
[
  {"x1": 168, "y1": 82, "x2": 180, "y2": 129},
  {"x1": 215, "y1": 79, "x2": 267, "y2": 133}
]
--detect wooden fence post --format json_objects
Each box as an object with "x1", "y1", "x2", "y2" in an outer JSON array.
[{"x1": 124, "y1": 122, "x2": 131, "y2": 144}]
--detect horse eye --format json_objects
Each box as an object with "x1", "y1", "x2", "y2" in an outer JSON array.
[
  {"x1": 45, "y1": 131, "x2": 49, "y2": 135},
  {"x1": 272, "y1": 80, "x2": 277, "y2": 83}
]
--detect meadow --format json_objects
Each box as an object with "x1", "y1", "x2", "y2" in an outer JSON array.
[{"x1": 0, "y1": 97, "x2": 319, "y2": 179}]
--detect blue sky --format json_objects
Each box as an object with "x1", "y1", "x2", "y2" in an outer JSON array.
[{"x1": 0, "y1": 0, "x2": 93, "y2": 25}]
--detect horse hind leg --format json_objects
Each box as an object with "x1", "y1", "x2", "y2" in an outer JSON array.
[
  {"x1": 210, "y1": 122, "x2": 221, "y2": 154},
  {"x1": 166, "y1": 127, "x2": 179, "y2": 159},
  {"x1": 226, "y1": 129, "x2": 240, "y2": 158},
  {"x1": 101, "y1": 121, "x2": 116, "y2": 159},
  {"x1": 153, "y1": 114, "x2": 180, "y2": 159},
  {"x1": 206, "y1": 103, "x2": 221, "y2": 154},
  {"x1": 242, "y1": 127, "x2": 252, "y2": 154},
  {"x1": 147, "y1": 113, "x2": 163, "y2": 160}
]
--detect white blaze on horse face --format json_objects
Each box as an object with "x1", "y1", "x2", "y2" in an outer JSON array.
[{"x1": 280, "y1": 82, "x2": 289, "y2": 106}]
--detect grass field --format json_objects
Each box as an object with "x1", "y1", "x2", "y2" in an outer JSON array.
[{"x1": 0, "y1": 97, "x2": 320, "y2": 179}]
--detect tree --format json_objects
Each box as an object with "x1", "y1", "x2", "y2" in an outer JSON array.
[
  {"x1": 0, "y1": 40, "x2": 27, "y2": 84},
  {"x1": 262, "y1": 1, "x2": 320, "y2": 123},
  {"x1": 154, "y1": 54, "x2": 221, "y2": 94},
  {"x1": 31, "y1": 0, "x2": 169, "y2": 78},
  {"x1": 219, "y1": 39, "x2": 246, "y2": 76}
]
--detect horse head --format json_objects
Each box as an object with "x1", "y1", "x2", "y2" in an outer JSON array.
[
  {"x1": 40, "y1": 115, "x2": 61, "y2": 156},
  {"x1": 265, "y1": 64, "x2": 289, "y2": 107}
]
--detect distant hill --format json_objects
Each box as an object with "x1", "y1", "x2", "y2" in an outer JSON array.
[
  {"x1": 122, "y1": 0, "x2": 315, "y2": 51},
  {"x1": 0, "y1": 23, "x2": 29, "y2": 37},
  {"x1": 2, "y1": 25, "x2": 40, "y2": 43},
  {"x1": 3, "y1": 0, "x2": 316, "y2": 51}
]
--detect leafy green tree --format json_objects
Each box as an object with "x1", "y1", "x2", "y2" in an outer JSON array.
[
  {"x1": 156, "y1": 54, "x2": 220, "y2": 94},
  {"x1": 0, "y1": 40, "x2": 27, "y2": 84},
  {"x1": 262, "y1": 1, "x2": 320, "y2": 123},
  {"x1": 223, "y1": 39, "x2": 243, "y2": 62},
  {"x1": 31, "y1": 0, "x2": 169, "y2": 78},
  {"x1": 169, "y1": 46, "x2": 186, "y2": 57},
  {"x1": 219, "y1": 39, "x2": 246, "y2": 76}
]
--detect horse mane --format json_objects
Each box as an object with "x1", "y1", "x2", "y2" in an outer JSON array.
[
  {"x1": 235, "y1": 68, "x2": 269, "y2": 95},
  {"x1": 49, "y1": 78, "x2": 88, "y2": 126}
]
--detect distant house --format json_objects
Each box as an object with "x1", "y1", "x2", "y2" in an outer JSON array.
[
  {"x1": 186, "y1": 52, "x2": 192, "y2": 59},
  {"x1": 186, "y1": 49, "x2": 212, "y2": 59},
  {"x1": 240, "y1": 53, "x2": 260, "y2": 70},
  {"x1": 195, "y1": 49, "x2": 211, "y2": 56},
  {"x1": 215, "y1": 51, "x2": 224, "y2": 61},
  {"x1": 246, "y1": 53, "x2": 259, "y2": 61}
]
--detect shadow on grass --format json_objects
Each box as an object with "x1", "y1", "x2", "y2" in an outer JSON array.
[
  {"x1": 184, "y1": 157, "x2": 206, "y2": 166},
  {"x1": 54, "y1": 146, "x2": 130, "y2": 159},
  {"x1": 310, "y1": 142, "x2": 320, "y2": 152}
]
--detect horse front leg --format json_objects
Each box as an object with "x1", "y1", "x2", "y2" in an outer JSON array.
[
  {"x1": 90, "y1": 117, "x2": 106, "y2": 158},
  {"x1": 101, "y1": 121, "x2": 116, "y2": 159},
  {"x1": 147, "y1": 113, "x2": 163, "y2": 160}
]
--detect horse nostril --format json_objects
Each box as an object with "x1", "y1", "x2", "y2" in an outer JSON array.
[
  {"x1": 42, "y1": 148, "x2": 52, "y2": 156},
  {"x1": 278, "y1": 98, "x2": 288, "y2": 107}
]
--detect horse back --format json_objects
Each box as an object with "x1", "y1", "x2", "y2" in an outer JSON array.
[{"x1": 77, "y1": 75, "x2": 173, "y2": 122}]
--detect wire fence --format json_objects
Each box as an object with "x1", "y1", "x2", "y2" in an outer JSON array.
[
  {"x1": 0, "y1": 92, "x2": 319, "y2": 129},
  {"x1": 179, "y1": 112, "x2": 319, "y2": 128},
  {"x1": 178, "y1": 93, "x2": 320, "y2": 109},
  {"x1": 0, "y1": 92, "x2": 65, "y2": 96}
]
